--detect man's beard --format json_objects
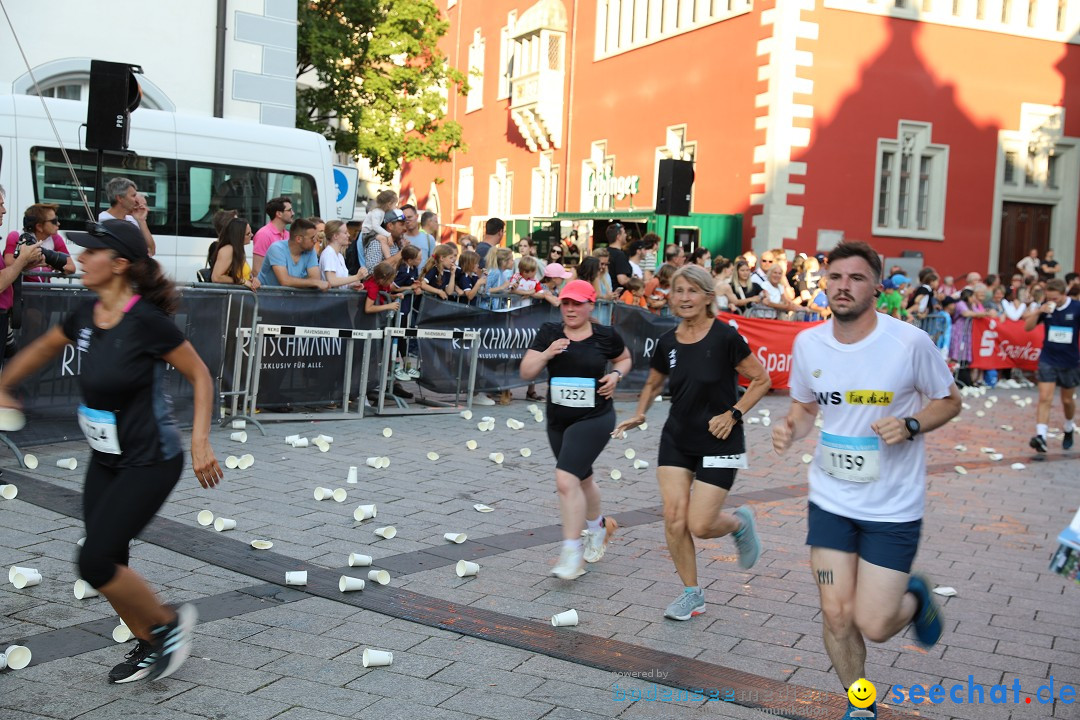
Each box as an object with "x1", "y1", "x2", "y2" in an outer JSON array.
[{"x1": 830, "y1": 293, "x2": 875, "y2": 321}]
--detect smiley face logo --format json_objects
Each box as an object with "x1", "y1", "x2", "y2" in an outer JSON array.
[{"x1": 848, "y1": 678, "x2": 876, "y2": 708}]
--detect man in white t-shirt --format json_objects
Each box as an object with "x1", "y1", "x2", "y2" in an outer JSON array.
[
  {"x1": 1016, "y1": 248, "x2": 1040, "y2": 281},
  {"x1": 772, "y1": 241, "x2": 961, "y2": 720},
  {"x1": 98, "y1": 177, "x2": 156, "y2": 256}
]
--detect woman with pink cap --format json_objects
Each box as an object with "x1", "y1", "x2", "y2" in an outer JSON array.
[{"x1": 520, "y1": 279, "x2": 632, "y2": 579}]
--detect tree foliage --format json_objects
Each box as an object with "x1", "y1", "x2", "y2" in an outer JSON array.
[{"x1": 297, "y1": 0, "x2": 466, "y2": 181}]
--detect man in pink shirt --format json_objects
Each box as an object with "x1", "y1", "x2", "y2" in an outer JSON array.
[{"x1": 251, "y1": 196, "x2": 294, "y2": 276}]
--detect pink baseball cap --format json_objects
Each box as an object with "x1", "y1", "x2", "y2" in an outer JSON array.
[
  {"x1": 544, "y1": 263, "x2": 571, "y2": 279},
  {"x1": 560, "y1": 279, "x2": 596, "y2": 303}
]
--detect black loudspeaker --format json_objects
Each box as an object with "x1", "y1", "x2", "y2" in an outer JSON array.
[
  {"x1": 85, "y1": 60, "x2": 143, "y2": 152},
  {"x1": 655, "y1": 159, "x2": 694, "y2": 216}
]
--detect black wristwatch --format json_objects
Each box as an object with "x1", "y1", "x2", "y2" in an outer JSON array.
[
  {"x1": 730, "y1": 408, "x2": 743, "y2": 423},
  {"x1": 904, "y1": 417, "x2": 921, "y2": 440}
]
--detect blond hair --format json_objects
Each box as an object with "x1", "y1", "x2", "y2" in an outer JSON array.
[
  {"x1": 672, "y1": 264, "x2": 718, "y2": 317},
  {"x1": 517, "y1": 255, "x2": 538, "y2": 275}
]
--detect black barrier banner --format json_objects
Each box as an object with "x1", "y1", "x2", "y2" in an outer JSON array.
[
  {"x1": 9, "y1": 285, "x2": 231, "y2": 446},
  {"x1": 415, "y1": 298, "x2": 679, "y2": 394}
]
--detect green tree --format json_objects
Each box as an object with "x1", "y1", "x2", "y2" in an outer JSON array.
[{"x1": 297, "y1": 0, "x2": 466, "y2": 181}]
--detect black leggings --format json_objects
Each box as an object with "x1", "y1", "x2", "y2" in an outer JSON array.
[
  {"x1": 79, "y1": 454, "x2": 184, "y2": 588},
  {"x1": 546, "y1": 409, "x2": 616, "y2": 481}
]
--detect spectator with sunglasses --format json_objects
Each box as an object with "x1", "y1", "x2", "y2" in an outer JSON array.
[
  {"x1": 3, "y1": 202, "x2": 77, "y2": 281},
  {"x1": 751, "y1": 250, "x2": 774, "y2": 286},
  {"x1": 546, "y1": 244, "x2": 566, "y2": 266}
]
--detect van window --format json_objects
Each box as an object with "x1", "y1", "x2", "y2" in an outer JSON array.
[
  {"x1": 178, "y1": 161, "x2": 318, "y2": 236},
  {"x1": 30, "y1": 147, "x2": 174, "y2": 233}
]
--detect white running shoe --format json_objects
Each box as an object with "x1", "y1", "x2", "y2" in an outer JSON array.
[
  {"x1": 473, "y1": 394, "x2": 496, "y2": 406},
  {"x1": 582, "y1": 517, "x2": 618, "y2": 563},
  {"x1": 551, "y1": 546, "x2": 585, "y2": 580}
]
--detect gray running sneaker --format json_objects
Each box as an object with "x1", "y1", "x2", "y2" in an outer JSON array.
[
  {"x1": 664, "y1": 588, "x2": 706, "y2": 621},
  {"x1": 732, "y1": 506, "x2": 761, "y2": 569}
]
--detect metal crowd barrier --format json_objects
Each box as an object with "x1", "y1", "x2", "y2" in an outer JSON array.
[
  {"x1": 373, "y1": 326, "x2": 480, "y2": 416},
  {"x1": 916, "y1": 311, "x2": 952, "y2": 351}
]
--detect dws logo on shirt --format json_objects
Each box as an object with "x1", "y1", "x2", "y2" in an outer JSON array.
[
  {"x1": 812, "y1": 390, "x2": 894, "y2": 406},
  {"x1": 668, "y1": 348, "x2": 678, "y2": 369}
]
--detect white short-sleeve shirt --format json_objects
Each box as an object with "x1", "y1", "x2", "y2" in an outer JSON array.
[
  {"x1": 789, "y1": 313, "x2": 955, "y2": 523},
  {"x1": 319, "y1": 245, "x2": 349, "y2": 280}
]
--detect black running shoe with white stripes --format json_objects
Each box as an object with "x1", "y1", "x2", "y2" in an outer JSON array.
[
  {"x1": 109, "y1": 639, "x2": 155, "y2": 684},
  {"x1": 144, "y1": 603, "x2": 198, "y2": 682},
  {"x1": 1030, "y1": 435, "x2": 1048, "y2": 453}
]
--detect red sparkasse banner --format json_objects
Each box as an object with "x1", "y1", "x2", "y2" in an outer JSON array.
[
  {"x1": 970, "y1": 317, "x2": 1042, "y2": 370},
  {"x1": 717, "y1": 312, "x2": 823, "y2": 390}
]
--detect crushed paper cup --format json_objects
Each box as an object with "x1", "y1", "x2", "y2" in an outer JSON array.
[
  {"x1": 980, "y1": 447, "x2": 996, "y2": 454},
  {"x1": 314, "y1": 487, "x2": 334, "y2": 501},
  {"x1": 238, "y1": 454, "x2": 255, "y2": 469},
  {"x1": 488, "y1": 452, "x2": 504, "y2": 464},
  {"x1": 2, "y1": 645, "x2": 31, "y2": 670},
  {"x1": 989, "y1": 453, "x2": 1004, "y2": 461},
  {"x1": 197, "y1": 510, "x2": 215, "y2": 526},
  {"x1": 12, "y1": 569, "x2": 41, "y2": 589},
  {"x1": 975, "y1": 411, "x2": 985, "y2": 417},
  {"x1": 758, "y1": 408, "x2": 771, "y2": 416},
  {"x1": 111, "y1": 623, "x2": 132, "y2": 643},
  {"x1": 367, "y1": 569, "x2": 391, "y2": 585},
  {"x1": 225, "y1": 455, "x2": 240, "y2": 469},
  {"x1": 933, "y1": 586, "x2": 957, "y2": 597},
  {"x1": 953, "y1": 445, "x2": 967, "y2": 452},
  {"x1": 961, "y1": 402, "x2": 971, "y2": 410},
  {"x1": 0, "y1": 484, "x2": 17, "y2": 500},
  {"x1": 473, "y1": 504, "x2": 494, "y2": 512},
  {"x1": 427, "y1": 451, "x2": 440, "y2": 461},
  {"x1": 332, "y1": 488, "x2": 347, "y2": 503},
  {"x1": 949, "y1": 417, "x2": 961, "y2": 423},
  {"x1": 466, "y1": 440, "x2": 478, "y2": 450},
  {"x1": 362, "y1": 648, "x2": 393, "y2": 667},
  {"x1": 339, "y1": 575, "x2": 365, "y2": 592},
  {"x1": 214, "y1": 518, "x2": 236, "y2": 532},
  {"x1": 373, "y1": 526, "x2": 397, "y2": 540},
  {"x1": 285, "y1": 571, "x2": 308, "y2": 586},
  {"x1": 251, "y1": 540, "x2": 274, "y2": 550},
  {"x1": 348, "y1": 553, "x2": 373, "y2": 567},
  {"x1": 520, "y1": 448, "x2": 532, "y2": 458},
  {"x1": 527, "y1": 403, "x2": 539, "y2": 414},
  {"x1": 639, "y1": 422, "x2": 648, "y2": 431},
  {"x1": 230, "y1": 431, "x2": 247, "y2": 443},
  {"x1": 460, "y1": 410, "x2": 473, "y2": 420},
  {"x1": 73, "y1": 579, "x2": 99, "y2": 599},
  {"x1": 954, "y1": 466, "x2": 968, "y2": 475},
  {"x1": 22, "y1": 454, "x2": 37, "y2": 470},
  {"x1": 382, "y1": 427, "x2": 393, "y2": 438},
  {"x1": 610, "y1": 469, "x2": 622, "y2": 480},
  {"x1": 1011, "y1": 462, "x2": 1026, "y2": 470},
  {"x1": 443, "y1": 533, "x2": 467, "y2": 544},
  {"x1": 551, "y1": 609, "x2": 579, "y2": 627},
  {"x1": 746, "y1": 417, "x2": 761, "y2": 425},
  {"x1": 346, "y1": 466, "x2": 358, "y2": 483},
  {"x1": 353, "y1": 504, "x2": 377, "y2": 521},
  {"x1": 1000, "y1": 425, "x2": 1014, "y2": 431},
  {"x1": 231, "y1": 420, "x2": 246, "y2": 429},
  {"x1": 762, "y1": 417, "x2": 772, "y2": 427},
  {"x1": 624, "y1": 449, "x2": 636, "y2": 460},
  {"x1": 633, "y1": 459, "x2": 649, "y2": 470},
  {"x1": 56, "y1": 458, "x2": 78, "y2": 470},
  {"x1": 802, "y1": 453, "x2": 814, "y2": 464},
  {"x1": 455, "y1": 560, "x2": 479, "y2": 577},
  {"x1": 0, "y1": 407, "x2": 26, "y2": 432}
]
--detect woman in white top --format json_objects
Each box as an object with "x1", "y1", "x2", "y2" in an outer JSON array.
[{"x1": 320, "y1": 220, "x2": 368, "y2": 288}]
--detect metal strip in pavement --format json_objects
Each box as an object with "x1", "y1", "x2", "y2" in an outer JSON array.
[{"x1": 5, "y1": 472, "x2": 919, "y2": 720}]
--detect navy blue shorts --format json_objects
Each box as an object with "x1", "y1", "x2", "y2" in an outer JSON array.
[{"x1": 806, "y1": 501, "x2": 922, "y2": 573}]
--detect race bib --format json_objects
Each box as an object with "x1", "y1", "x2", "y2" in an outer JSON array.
[
  {"x1": 1048, "y1": 325, "x2": 1074, "y2": 344},
  {"x1": 550, "y1": 377, "x2": 595, "y2": 408},
  {"x1": 819, "y1": 432, "x2": 879, "y2": 483},
  {"x1": 703, "y1": 453, "x2": 749, "y2": 469},
  {"x1": 77, "y1": 405, "x2": 121, "y2": 455}
]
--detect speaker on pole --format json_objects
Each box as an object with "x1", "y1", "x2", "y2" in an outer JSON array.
[
  {"x1": 85, "y1": 60, "x2": 143, "y2": 152},
  {"x1": 655, "y1": 159, "x2": 694, "y2": 216}
]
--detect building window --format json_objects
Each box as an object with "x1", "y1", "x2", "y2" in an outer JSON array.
[
  {"x1": 489, "y1": 159, "x2": 513, "y2": 217},
  {"x1": 595, "y1": 0, "x2": 750, "y2": 59},
  {"x1": 872, "y1": 121, "x2": 948, "y2": 239},
  {"x1": 1004, "y1": 151, "x2": 1018, "y2": 183},
  {"x1": 531, "y1": 151, "x2": 559, "y2": 216},
  {"x1": 458, "y1": 167, "x2": 474, "y2": 210},
  {"x1": 466, "y1": 29, "x2": 485, "y2": 113},
  {"x1": 497, "y1": 12, "x2": 517, "y2": 101}
]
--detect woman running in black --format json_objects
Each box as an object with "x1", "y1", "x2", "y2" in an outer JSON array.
[
  {"x1": 521, "y1": 280, "x2": 631, "y2": 579},
  {"x1": 614, "y1": 265, "x2": 771, "y2": 620},
  {"x1": 0, "y1": 219, "x2": 222, "y2": 683}
]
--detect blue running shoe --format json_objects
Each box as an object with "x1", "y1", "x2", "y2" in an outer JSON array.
[
  {"x1": 907, "y1": 573, "x2": 943, "y2": 648},
  {"x1": 732, "y1": 506, "x2": 761, "y2": 569}
]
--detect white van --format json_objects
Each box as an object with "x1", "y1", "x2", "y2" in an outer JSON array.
[{"x1": 0, "y1": 94, "x2": 337, "y2": 281}]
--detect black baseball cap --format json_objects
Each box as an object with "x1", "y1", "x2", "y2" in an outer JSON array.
[
  {"x1": 382, "y1": 208, "x2": 406, "y2": 226},
  {"x1": 67, "y1": 219, "x2": 149, "y2": 261}
]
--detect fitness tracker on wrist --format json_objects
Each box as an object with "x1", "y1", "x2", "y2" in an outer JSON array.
[
  {"x1": 904, "y1": 416, "x2": 921, "y2": 440},
  {"x1": 730, "y1": 408, "x2": 743, "y2": 423}
]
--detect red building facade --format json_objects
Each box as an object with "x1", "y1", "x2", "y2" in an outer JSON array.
[{"x1": 400, "y1": 0, "x2": 1080, "y2": 277}]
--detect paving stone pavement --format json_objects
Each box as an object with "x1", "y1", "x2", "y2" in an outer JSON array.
[{"x1": 0, "y1": 386, "x2": 1078, "y2": 720}]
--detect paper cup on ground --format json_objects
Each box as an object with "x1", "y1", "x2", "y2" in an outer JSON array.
[
  {"x1": 332, "y1": 488, "x2": 347, "y2": 503},
  {"x1": 551, "y1": 609, "x2": 579, "y2": 627},
  {"x1": 382, "y1": 427, "x2": 393, "y2": 438},
  {"x1": 348, "y1": 553, "x2": 373, "y2": 567},
  {"x1": 314, "y1": 487, "x2": 334, "y2": 501},
  {"x1": 455, "y1": 560, "x2": 479, "y2": 577},
  {"x1": 533, "y1": 411, "x2": 544, "y2": 423},
  {"x1": 610, "y1": 469, "x2": 622, "y2": 480},
  {"x1": 285, "y1": 434, "x2": 300, "y2": 445},
  {"x1": 633, "y1": 459, "x2": 649, "y2": 469},
  {"x1": 478, "y1": 422, "x2": 489, "y2": 432},
  {"x1": 231, "y1": 420, "x2": 246, "y2": 429},
  {"x1": 482, "y1": 416, "x2": 495, "y2": 423},
  {"x1": 362, "y1": 648, "x2": 393, "y2": 667},
  {"x1": 112, "y1": 623, "x2": 133, "y2": 643},
  {"x1": 426, "y1": 451, "x2": 439, "y2": 461},
  {"x1": 3, "y1": 645, "x2": 31, "y2": 670},
  {"x1": 373, "y1": 526, "x2": 397, "y2": 540},
  {"x1": 285, "y1": 571, "x2": 307, "y2": 586},
  {"x1": 443, "y1": 533, "x2": 467, "y2": 544},
  {"x1": 466, "y1": 440, "x2": 478, "y2": 450},
  {"x1": 378, "y1": 457, "x2": 390, "y2": 469},
  {"x1": 251, "y1": 540, "x2": 274, "y2": 550},
  {"x1": 291, "y1": 438, "x2": 309, "y2": 448},
  {"x1": 527, "y1": 403, "x2": 538, "y2": 414},
  {"x1": 57, "y1": 458, "x2": 78, "y2": 470},
  {"x1": 473, "y1": 504, "x2": 494, "y2": 512},
  {"x1": 73, "y1": 579, "x2": 99, "y2": 599},
  {"x1": 230, "y1": 431, "x2": 247, "y2": 443},
  {"x1": 366, "y1": 456, "x2": 382, "y2": 468},
  {"x1": 8, "y1": 567, "x2": 34, "y2": 584},
  {"x1": 77, "y1": 537, "x2": 85, "y2": 547},
  {"x1": 197, "y1": 510, "x2": 215, "y2": 526},
  {"x1": 314, "y1": 439, "x2": 330, "y2": 453},
  {"x1": 346, "y1": 466, "x2": 358, "y2": 483},
  {"x1": 460, "y1": 410, "x2": 473, "y2": 420},
  {"x1": 0, "y1": 484, "x2": 17, "y2": 500},
  {"x1": 339, "y1": 575, "x2": 365, "y2": 592},
  {"x1": 488, "y1": 452, "x2": 504, "y2": 464},
  {"x1": 23, "y1": 454, "x2": 38, "y2": 470},
  {"x1": 367, "y1": 569, "x2": 391, "y2": 585},
  {"x1": 0, "y1": 407, "x2": 26, "y2": 432},
  {"x1": 225, "y1": 455, "x2": 239, "y2": 469},
  {"x1": 315, "y1": 434, "x2": 333, "y2": 444},
  {"x1": 354, "y1": 504, "x2": 377, "y2": 521},
  {"x1": 1011, "y1": 462, "x2": 1026, "y2": 470},
  {"x1": 12, "y1": 570, "x2": 41, "y2": 589},
  {"x1": 624, "y1": 449, "x2": 636, "y2": 460},
  {"x1": 214, "y1": 518, "x2": 236, "y2": 532},
  {"x1": 520, "y1": 448, "x2": 532, "y2": 457},
  {"x1": 238, "y1": 454, "x2": 254, "y2": 469}
]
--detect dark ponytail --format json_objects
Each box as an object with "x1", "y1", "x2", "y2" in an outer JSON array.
[{"x1": 128, "y1": 257, "x2": 179, "y2": 316}]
